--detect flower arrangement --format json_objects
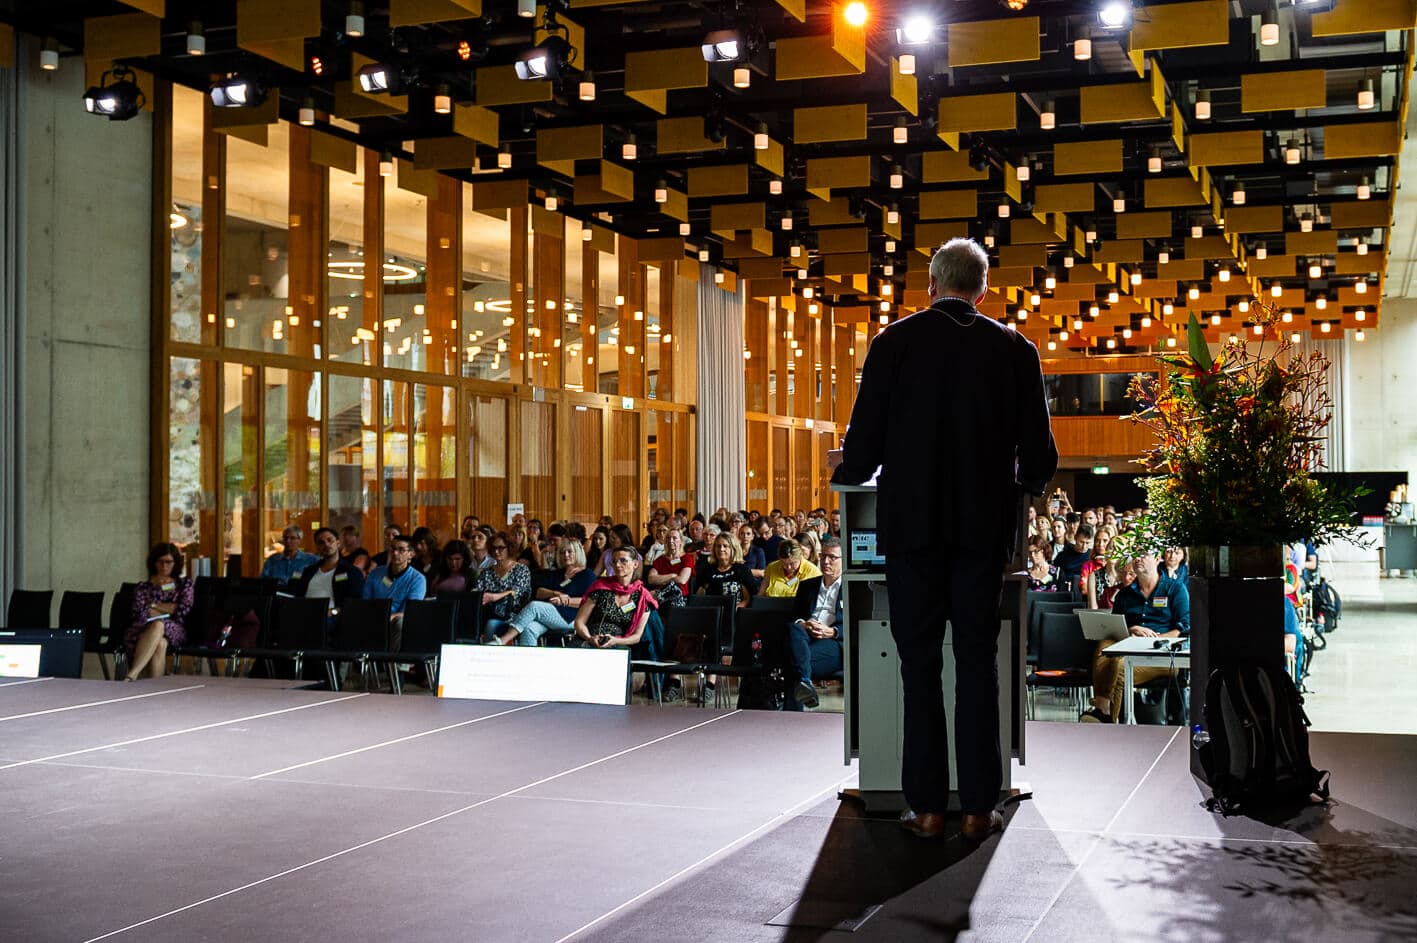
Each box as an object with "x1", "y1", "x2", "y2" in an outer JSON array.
[{"x1": 1125, "y1": 306, "x2": 1362, "y2": 548}]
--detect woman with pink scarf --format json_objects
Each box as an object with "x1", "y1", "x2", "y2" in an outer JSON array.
[{"x1": 573, "y1": 546, "x2": 663, "y2": 662}]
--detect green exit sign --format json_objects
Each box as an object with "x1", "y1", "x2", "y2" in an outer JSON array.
[{"x1": 1091, "y1": 465, "x2": 1111, "y2": 475}]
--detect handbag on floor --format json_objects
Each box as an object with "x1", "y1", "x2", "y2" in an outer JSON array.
[{"x1": 1197, "y1": 663, "x2": 1330, "y2": 816}]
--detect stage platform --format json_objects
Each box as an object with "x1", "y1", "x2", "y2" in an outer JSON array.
[{"x1": 1, "y1": 677, "x2": 1413, "y2": 942}]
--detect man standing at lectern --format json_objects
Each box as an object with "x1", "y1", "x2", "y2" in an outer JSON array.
[{"x1": 831, "y1": 238, "x2": 1057, "y2": 841}]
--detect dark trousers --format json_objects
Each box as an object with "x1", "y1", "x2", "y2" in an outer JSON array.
[
  {"x1": 885, "y1": 550, "x2": 1004, "y2": 815},
  {"x1": 784, "y1": 627, "x2": 844, "y2": 712}
]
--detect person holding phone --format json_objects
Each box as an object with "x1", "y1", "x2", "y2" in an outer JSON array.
[{"x1": 573, "y1": 547, "x2": 661, "y2": 660}]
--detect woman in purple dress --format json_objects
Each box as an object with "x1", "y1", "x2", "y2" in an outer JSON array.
[{"x1": 124, "y1": 542, "x2": 195, "y2": 680}]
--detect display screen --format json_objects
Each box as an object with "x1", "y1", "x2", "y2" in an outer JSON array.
[{"x1": 849, "y1": 530, "x2": 886, "y2": 569}]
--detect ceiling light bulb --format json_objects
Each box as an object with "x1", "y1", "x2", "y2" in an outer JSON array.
[
  {"x1": 1114, "y1": 196, "x2": 1127, "y2": 213},
  {"x1": 298, "y1": 96, "x2": 316, "y2": 126},
  {"x1": 185, "y1": 23, "x2": 205, "y2": 57},
  {"x1": 1271, "y1": 283, "x2": 1283, "y2": 298},
  {"x1": 1320, "y1": 321, "x2": 1331, "y2": 333},
  {"x1": 984, "y1": 234, "x2": 995, "y2": 248},
  {"x1": 1358, "y1": 78, "x2": 1375, "y2": 110},
  {"x1": 1355, "y1": 308, "x2": 1366, "y2": 321},
  {"x1": 714, "y1": 271, "x2": 725, "y2": 284},
  {"x1": 734, "y1": 67, "x2": 751, "y2": 89},
  {"x1": 1357, "y1": 243, "x2": 1369, "y2": 256},
  {"x1": 889, "y1": 165, "x2": 904, "y2": 189},
  {"x1": 887, "y1": 204, "x2": 900, "y2": 225},
  {"x1": 1122, "y1": 327, "x2": 1133, "y2": 339},
  {"x1": 1064, "y1": 255, "x2": 1075, "y2": 269},
  {"x1": 769, "y1": 178, "x2": 783, "y2": 195},
  {"x1": 1239, "y1": 300, "x2": 1251, "y2": 313},
  {"x1": 1159, "y1": 250, "x2": 1170, "y2": 264},
  {"x1": 1291, "y1": 332, "x2": 1301, "y2": 343},
  {"x1": 434, "y1": 84, "x2": 452, "y2": 114},
  {"x1": 1309, "y1": 262, "x2": 1323, "y2": 279},
  {"x1": 1074, "y1": 319, "x2": 1084, "y2": 330},
  {"x1": 1191, "y1": 224, "x2": 1204, "y2": 239},
  {"x1": 1280, "y1": 308, "x2": 1290, "y2": 321},
  {"x1": 1030, "y1": 292, "x2": 1042, "y2": 307},
  {"x1": 497, "y1": 149, "x2": 512, "y2": 169},
  {"x1": 883, "y1": 264, "x2": 895, "y2": 277},
  {"x1": 803, "y1": 286, "x2": 814, "y2": 299},
  {"x1": 1106, "y1": 337, "x2": 1117, "y2": 349},
  {"x1": 1300, "y1": 214, "x2": 1314, "y2": 233},
  {"x1": 1045, "y1": 274, "x2": 1057, "y2": 290},
  {"x1": 844, "y1": 1, "x2": 868, "y2": 28},
  {"x1": 1041, "y1": 101, "x2": 1056, "y2": 130},
  {"x1": 1017, "y1": 164, "x2": 1031, "y2": 182},
  {"x1": 1285, "y1": 139, "x2": 1302, "y2": 165},
  {"x1": 579, "y1": 74, "x2": 596, "y2": 102},
  {"x1": 1060, "y1": 330, "x2": 1070, "y2": 340},
  {"x1": 1089, "y1": 305, "x2": 1100, "y2": 317},
  {"x1": 582, "y1": 228, "x2": 593, "y2": 242},
  {"x1": 1018, "y1": 309, "x2": 1028, "y2": 321},
  {"x1": 1356, "y1": 328, "x2": 1366, "y2": 341},
  {"x1": 1256, "y1": 245, "x2": 1268, "y2": 260},
  {"x1": 678, "y1": 222, "x2": 691, "y2": 236},
  {"x1": 379, "y1": 151, "x2": 394, "y2": 177},
  {"x1": 781, "y1": 212, "x2": 793, "y2": 231},
  {"x1": 1163, "y1": 302, "x2": 1174, "y2": 315},
  {"x1": 1357, "y1": 176, "x2": 1371, "y2": 201},
  {"x1": 1195, "y1": 89, "x2": 1212, "y2": 121},
  {"x1": 654, "y1": 180, "x2": 668, "y2": 203},
  {"x1": 754, "y1": 122, "x2": 769, "y2": 150},
  {"x1": 1356, "y1": 280, "x2": 1368, "y2": 294},
  {"x1": 998, "y1": 202, "x2": 1011, "y2": 219},
  {"x1": 797, "y1": 268, "x2": 808, "y2": 279},
  {"x1": 894, "y1": 118, "x2": 909, "y2": 144},
  {"x1": 517, "y1": 0, "x2": 536, "y2": 17},
  {"x1": 1148, "y1": 148, "x2": 1163, "y2": 173},
  {"x1": 698, "y1": 248, "x2": 710, "y2": 262},
  {"x1": 885, "y1": 240, "x2": 897, "y2": 253},
  {"x1": 1086, "y1": 228, "x2": 1098, "y2": 243},
  {"x1": 880, "y1": 301, "x2": 891, "y2": 312},
  {"x1": 1315, "y1": 296, "x2": 1328, "y2": 310},
  {"x1": 1047, "y1": 339, "x2": 1057, "y2": 351},
  {"x1": 790, "y1": 243, "x2": 802, "y2": 258},
  {"x1": 1252, "y1": 323, "x2": 1263, "y2": 337},
  {"x1": 1075, "y1": 37, "x2": 1093, "y2": 61},
  {"x1": 1219, "y1": 267, "x2": 1231, "y2": 282},
  {"x1": 899, "y1": 54, "x2": 916, "y2": 76},
  {"x1": 1211, "y1": 314, "x2": 1222, "y2": 326},
  {"x1": 1188, "y1": 286, "x2": 1201, "y2": 300},
  {"x1": 346, "y1": 1, "x2": 365, "y2": 37},
  {"x1": 544, "y1": 192, "x2": 558, "y2": 211},
  {"x1": 1233, "y1": 185, "x2": 1247, "y2": 205},
  {"x1": 1131, "y1": 272, "x2": 1143, "y2": 286},
  {"x1": 1260, "y1": 7, "x2": 1279, "y2": 46},
  {"x1": 622, "y1": 135, "x2": 637, "y2": 161}
]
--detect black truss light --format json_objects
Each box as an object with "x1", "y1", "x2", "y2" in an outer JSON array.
[
  {"x1": 209, "y1": 75, "x2": 266, "y2": 108},
  {"x1": 82, "y1": 66, "x2": 144, "y2": 120}
]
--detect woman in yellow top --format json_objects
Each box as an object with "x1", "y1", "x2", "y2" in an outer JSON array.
[{"x1": 760, "y1": 539, "x2": 822, "y2": 598}]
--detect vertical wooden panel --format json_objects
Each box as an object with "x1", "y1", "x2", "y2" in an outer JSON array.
[
  {"x1": 203, "y1": 101, "x2": 226, "y2": 349},
  {"x1": 658, "y1": 261, "x2": 675, "y2": 401},
  {"x1": 508, "y1": 206, "x2": 528, "y2": 384},
  {"x1": 817, "y1": 308, "x2": 833, "y2": 422},
  {"x1": 834, "y1": 325, "x2": 853, "y2": 437},
  {"x1": 746, "y1": 419, "x2": 769, "y2": 506},
  {"x1": 745, "y1": 299, "x2": 770, "y2": 412},
  {"x1": 532, "y1": 219, "x2": 565, "y2": 388},
  {"x1": 362, "y1": 149, "x2": 385, "y2": 375},
  {"x1": 795, "y1": 316, "x2": 816, "y2": 418},
  {"x1": 774, "y1": 305, "x2": 791, "y2": 416},
  {"x1": 426, "y1": 175, "x2": 461, "y2": 377},
  {"x1": 618, "y1": 237, "x2": 646, "y2": 397},
  {"x1": 580, "y1": 241, "x2": 599, "y2": 392},
  {"x1": 288, "y1": 127, "x2": 326, "y2": 362}
]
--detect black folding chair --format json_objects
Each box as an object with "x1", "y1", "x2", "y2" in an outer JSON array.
[
  {"x1": 446, "y1": 590, "x2": 484, "y2": 644},
  {"x1": 719, "y1": 607, "x2": 793, "y2": 710},
  {"x1": 1027, "y1": 598, "x2": 1085, "y2": 667},
  {"x1": 379, "y1": 598, "x2": 458, "y2": 694},
  {"x1": 105, "y1": 584, "x2": 137, "y2": 680},
  {"x1": 60, "y1": 591, "x2": 111, "y2": 679},
  {"x1": 687, "y1": 593, "x2": 738, "y2": 658},
  {"x1": 333, "y1": 598, "x2": 393, "y2": 691},
  {"x1": 242, "y1": 596, "x2": 334, "y2": 688},
  {"x1": 748, "y1": 595, "x2": 797, "y2": 614},
  {"x1": 178, "y1": 594, "x2": 273, "y2": 677},
  {"x1": 1026, "y1": 610, "x2": 1094, "y2": 718},
  {"x1": 6, "y1": 589, "x2": 53, "y2": 628},
  {"x1": 633, "y1": 605, "x2": 722, "y2": 706}
]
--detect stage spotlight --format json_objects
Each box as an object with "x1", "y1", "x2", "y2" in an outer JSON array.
[
  {"x1": 844, "y1": 2, "x2": 868, "y2": 27},
  {"x1": 210, "y1": 75, "x2": 266, "y2": 108},
  {"x1": 357, "y1": 62, "x2": 395, "y2": 93},
  {"x1": 83, "y1": 66, "x2": 144, "y2": 120},
  {"x1": 1098, "y1": 1, "x2": 1133, "y2": 29},
  {"x1": 897, "y1": 14, "x2": 935, "y2": 45},
  {"x1": 702, "y1": 29, "x2": 743, "y2": 62},
  {"x1": 516, "y1": 36, "x2": 572, "y2": 81}
]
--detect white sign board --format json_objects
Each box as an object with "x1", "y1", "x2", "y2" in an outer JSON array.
[
  {"x1": 0, "y1": 644, "x2": 43, "y2": 678},
  {"x1": 437, "y1": 644, "x2": 629, "y2": 706},
  {"x1": 506, "y1": 503, "x2": 525, "y2": 524}
]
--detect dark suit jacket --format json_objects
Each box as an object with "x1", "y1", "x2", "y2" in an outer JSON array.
[
  {"x1": 832, "y1": 296, "x2": 1058, "y2": 562},
  {"x1": 288, "y1": 557, "x2": 366, "y2": 604},
  {"x1": 793, "y1": 575, "x2": 846, "y2": 640}
]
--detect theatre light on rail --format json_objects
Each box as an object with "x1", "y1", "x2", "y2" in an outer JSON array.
[
  {"x1": 844, "y1": 2, "x2": 868, "y2": 27},
  {"x1": 1098, "y1": 1, "x2": 1133, "y2": 29},
  {"x1": 83, "y1": 67, "x2": 144, "y2": 120},
  {"x1": 701, "y1": 29, "x2": 743, "y2": 62}
]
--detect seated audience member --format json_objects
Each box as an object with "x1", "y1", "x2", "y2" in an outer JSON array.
[
  {"x1": 291, "y1": 527, "x2": 366, "y2": 610},
  {"x1": 752, "y1": 518, "x2": 782, "y2": 567},
  {"x1": 1049, "y1": 517, "x2": 1069, "y2": 558},
  {"x1": 124, "y1": 542, "x2": 195, "y2": 680},
  {"x1": 798, "y1": 530, "x2": 822, "y2": 566},
  {"x1": 587, "y1": 526, "x2": 611, "y2": 571},
  {"x1": 427, "y1": 539, "x2": 472, "y2": 597},
  {"x1": 508, "y1": 525, "x2": 541, "y2": 570},
  {"x1": 1052, "y1": 523, "x2": 1095, "y2": 588},
  {"x1": 262, "y1": 525, "x2": 320, "y2": 585},
  {"x1": 1161, "y1": 546, "x2": 1189, "y2": 584},
  {"x1": 363, "y1": 534, "x2": 427, "y2": 649},
  {"x1": 467, "y1": 528, "x2": 495, "y2": 571},
  {"x1": 1082, "y1": 509, "x2": 1098, "y2": 528},
  {"x1": 761, "y1": 539, "x2": 822, "y2": 598},
  {"x1": 1080, "y1": 549, "x2": 1190, "y2": 723},
  {"x1": 685, "y1": 518, "x2": 707, "y2": 551},
  {"x1": 460, "y1": 515, "x2": 481, "y2": 542},
  {"x1": 737, "y1": 522, "x2": 767, "y2": 578},
  {"x1": 1025, "y1": 504, "x2": 1040, "y2": 540},
  {"x1": 829, "y1": 507, "x2": 841, "y2": 537},
  {"x1": 573, "y1": 546, "x2": 661, "y2": 661},
  {"x1": 1025, "y1": 537, "x2": 1063, "y2": 591},
  {"x1": 338, "y1": 525, "x2": 371, "y2": 574},
  {"x1": 642, "y1": 520, "x2": 670, "y2": 565},
  {"x1": 479, "y1": 533, "x2": 533, "y2": 645},
  {"x1": 1080, "y1": 528, "x2": 1116, "y2": 609},
  {"x1": 645, "y1": 526, "x2": 695, "y2": 606},
  {"x1": 409, "y1": 527, "x2": 441, "y2": 577},
  {"x1": 595, "y1": 524, "x2": 638, "y2": 578},
  {"x1": 786, "y1": 538, "x2": 845, "y2": 710},
  {"x1": 505, "y1": 540, "x2": 596, "y2": 647},
  {"x1": 696, "y1": 533, "x2": 758, "y2": 608},
  {"x1": 371, "y1": 524, "x2": 401, "y2": 568}
]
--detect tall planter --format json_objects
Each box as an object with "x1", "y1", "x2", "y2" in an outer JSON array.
[{"x1": 1186, "y1": 546, "x2": 1288, "y2": 778}]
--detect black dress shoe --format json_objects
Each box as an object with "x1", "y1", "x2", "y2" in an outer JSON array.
[
  {"x1": 961, "y1": 811, "x2": 1004, "y2": 842},
  {"x1": 793, "y1": 681, "x2": 820, "y2": 709},
  {"x1": 899, "y1": 809, "x2": 947, "y2": 839}
]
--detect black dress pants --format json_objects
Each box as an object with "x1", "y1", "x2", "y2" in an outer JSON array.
[{"x1": 884, "y1": 550, "x2": 1004, "y2": 815}]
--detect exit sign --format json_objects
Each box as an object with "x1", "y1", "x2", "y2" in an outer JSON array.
[{"x1": 1091, "y1": 465, "x2": 1111, "y2": 475}]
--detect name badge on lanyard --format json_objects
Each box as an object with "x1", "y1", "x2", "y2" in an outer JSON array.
[
  {"x1": 1151, "y1": 596, "x2": 1168, "y2": 609},
  {"x1": 160, "y1": 582, "x2": 175, "y2": 593}
]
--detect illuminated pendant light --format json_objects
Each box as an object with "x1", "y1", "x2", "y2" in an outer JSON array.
[
  {"x1": 433, "y1": 83, "x2": 452, "y2": 114},
  {"x1": 1357, "y1": 176, "x2": 1371, "y2": 200},
  {"x1": 579, "y1": 73, "x2": 596, "y2": 102},
  {"x1": 1195, "y1": 89, "x2": 1212, "y2": 121},
  {"x1": 889, "y1": 165, "x2": 904, "y2": 189},
  {"x1": 1357, "y1": 78, "x2": 1375, "y2": 110},
  {"x1": 298, "y1": 96, "x2": 316, "y2": 126},
  {"x1": 622, "y1": 134, "x2": 638, "y2": 161},
  {"x1": 1233, "y1": 184, "x2": 1246, "y2": 205},
  {"x1": 899, "y1": 53, "x2": 916, "y2": 76},
  {"x1": 1285, "y1": 138, "x2": 1302, "y2": 165},
  {"x1": 754, "y1": 122, "x2": 769, "y2": 150},
  {"x1": 1260, "y1": 4, "x2": 1279, "y2": 47},
  {"x1": 894, "y1": 117, "x2": 909, "y2": 144},
  {"x1": 734, "y1": 67, "x2": 751, "y2": 89},
  {"x1": 1040, "y1": 100, "x2": 1056, "y2": 130},
  {"x1": 769, "y1": 178, "x2": 783, "y2": 195},
  {"x1": 1075, "y1": 35, "x2": 1093, "y2": 61}
]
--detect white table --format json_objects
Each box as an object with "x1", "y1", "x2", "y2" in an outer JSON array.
[{"x1": 1100, "y1": 636, "x2": 1190, "y2": 725}]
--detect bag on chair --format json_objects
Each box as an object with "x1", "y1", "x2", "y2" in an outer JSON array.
[{"x1": 1197, "y1": 663, "x2": 1330, "y2": 816}]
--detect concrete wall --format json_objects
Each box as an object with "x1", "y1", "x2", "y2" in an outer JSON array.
[
  {"x1": 21, "y1": 54, "x2": 152, "y2": 600},
  {"x1": 1344, "y1": 296, "x2": 1417, "y2": 486}
]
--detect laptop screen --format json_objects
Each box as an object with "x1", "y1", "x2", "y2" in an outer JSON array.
[
  {"x1": 849, "y1": 529, "x2": 886, "y2": 569},
  {"x1": 0, "y1": 628, "x2": 85, "y2": 679}
]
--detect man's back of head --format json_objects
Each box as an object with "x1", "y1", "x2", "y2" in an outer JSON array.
[{"x1": 928, "y1": 238, "x2": 990, "y2": 302}]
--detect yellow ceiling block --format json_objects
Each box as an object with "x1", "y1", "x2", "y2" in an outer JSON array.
[
  {"x1": 83, "y1": 12, "x2": 161, "y2": 61},
  {"x1": 1184, "y1": 235, "x2": 1235, "y2": 259},
  {"x1": 1053, "y1": 140, "x2": 1122, "y2": 176},
  {"x1": 1080, "y1": 84, "x2": 1162, "y2": 124},
  {"x1": 918, "y1": 190, "x2": 979, "y2": 219},
  {"x1": 891, "y1": 58, "x2": 919, "y2": 116},
  {"x1": 998, "y1": 245, "x2": 1047, "y2": 269},
  {"x1": 794, "y1": 104, "x2": 868, "y2": 144},
  {"x1": 938, "y1": 93, "x2": 1017, "y2": 134},
  {"x1": 1247, "y1": 255, "x2": 1297, "y2": 278},
  {"x1": 808, "y1": 197, "x2": 858, "y2": 227},
  {"x1": 1333, "y1": 250, "x2": 1384, "y2": 276},
  {"x1": 755, "y1": 138, "x2": 785, "y2": 177},
  {"x1": 1008, "y1": 219, "x2": 1056, "y2": 244},
  {"x1": 1241, "y1": 70, "x2": 1327, "y2": 113},
  {"x1": 1285, "y1": 231, "x2": 1340, "y2": 256},
  {"x1": 1128, "y1": 0, "x2": 1228, "y2": 51},
  {"x1": 1134, "y1": 280, "x2": 1179, "y2": 299},
  {"x1": 309, "y1": 131, "x2": 356, "y2": 173},
  {"x1": 626, "y1": 89, "x2": 668, "y2": 114},
  {"x1": 1325, "y1": 122, "x2": 1402, "y2": 160},
  {"x1": 414, "y1": 136, "x2": 480, "y2": 170},
  {"x1": 990, "y1": 267, "x2": 1034, "y2": 288},
  {"x1": 657, "y1": 117, "x2": 727, "y2": 154},
  {"x1": 453, "y1": 104, "x2": 499, "y2": 147},
  {"x1": 1033, "y1": 183, "x2": 1095, "y2": 215},
  {"x1": 389, "y1": 0, "x2": 482, "y2": 26},
  {"x1": 1094, "y1": 240, "x2": 1147, "y2": 264},
  {"x1": 739, "y1": 258, "x2": 785, "y2": 279},
  {"x1": 817, "y1": 228, "x2": 870, "y2": 254},
  {"x1": 1144, "y1": 177, "x2": 1208, "y2": 208},
  {"x1": 1313, "y1": 0, "x2": 1417, "y2": 36},
  {"x1": 688, "y1": 165, "x2": 749, "y2": 197},
  {"x1": 1158, "y1": 259, "x2": 1206, "y2": 281},
  {"x1": 710, "y1": 203, "x2": 766, "y2": 232},
  {"x1": 536, "y1": 125, "x2": 602, "y2": 163},
  {"x1": 118, "y1": 0, "x2": 163, "y2": 14},
  {"x1": 922, "y1": 151, "x2": 989, "y2": 183},
  {"x1": 473, "y1": 179, "x2": 527, "y2": 212},
  {"x1": 806, "y1": 156, "x2": 871, "y2": 190},
  {"x1": 623, "y1": 48, "x2": 708, "y2": 92},
  {"x1": 823, "y1": 253, "x2": 871, "y2": 277},
  {"x1": 947, "y1": 17, "x2": 1041, "y2": 67},
  {"x1": 1330, "y1": 200, "x2": 1392, "y2": 230},
  {"x1": 236, "y1": 0, "x2": 321, "y2": 44},
  {"x1": 1188, "y1": 130, "x2": 1265, "y2": 166},
  {"x1": 914, "y1": 222, "x2": 970, "y2": 253},
  {"x1": 476, "y1": 66, "x2": 553, "y2": 106}
]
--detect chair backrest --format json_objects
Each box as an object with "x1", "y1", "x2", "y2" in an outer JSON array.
[
  {"x1": 444, "y1": 590, "x2": 484, "y2": 643},
  {"x1": 270, "y1": 596, "x2": 329, "y2": 651},
  {"x1": 7, "y1": 589, "x2": 54, "y2": 628},
  {"x1": 232, "y1": 576, "x2": 279, "y2": 597},
  {"x1": 662, "y1": 605, "x2": 722, "y2": 665},
  {"x1": 1037, "y1": 610, "x2": 1093, "y2": 673},
  {"x1": 58, "y1": 591, "x2": 106, "y2": 631},
  {"x1": 219, "y1": 595, "x2": 273, "y2": 648},
  {"x1": 687, "y1": 593, "x2": 738, "y2": 654},
  {"x1": 731, "y1": 607, "x2": 792, "y2": 668},
  {"x1": 108, "y1": 583, "x2": 138, "y2": 632},
  {"x1": 749, "y1": 595, "x2": 797, "y2": 613},
  {"x1": 335, "y1": 598, "x2": 392, "y2": 653},
  {"x1": 1028, "y1": 599, "x2": 1083, "y2": 660},
  {"x1": 400, "y1": 598, "x2": 459, "y2": 655}
]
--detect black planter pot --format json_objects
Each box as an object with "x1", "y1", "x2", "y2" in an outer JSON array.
[{"x1": 1186, "y1": 546, "x2": 1288, "y2": 778}]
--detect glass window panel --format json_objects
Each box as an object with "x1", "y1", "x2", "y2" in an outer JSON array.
[
  {"x1": 169, "y1": 86, "x2": 206, "y2": 344},
  {"x1": 383, "y1": 380, "x2": 411, "y2": 531},
  {"x1": 223, "y1": 126, "x2": 290, "y2": 352},
  {"x1": 569, "y1": 405, "x2": 603, "y2": 526},
  {"x1": 746, "y1": 419, "x2": 769, "y2": 507},
  {"x1": 674, "y1": 411, "x2": 695, "y2": 513},
  {"x1": 793, "y1": 428, "x2": 813, "y2": 513},
  {"x1": 468, "y1": 394, "x2": 508, "y2": 523},
  {"x1": 222, "y1": 362, "x2": 260, "y2": 576},
  {"x1": 519, "y1": 400, "x2": 556, "y2": 525},
  {"x1": 327, "y1": 157, "x2": 370, "y2": 364},
  {"x1": 1044, "y1": 373, "x2": 1150, "y2": 417},
  {"x1": 327, "y1": 374, "x2": 378, "y2": 551},
  {"x1": 263, "y1": 368, "x2": 322, "y2": 554},
  {"x1": 564, "y1": 219, "x2": 586, "y2": 392},
  {"x1": 597, "y1": 244, "x2": 619, "y2": 394},
  {"x1": 462, "y1": 188, "x2": 512, "y2": 380},
  {"x1": 772, "y1": 425, "x2": 791, "y2": 512},
  {"x1": 645, "y1": 265, "x2": 661, "y2": 399},
  {"x1": 413, "y1": 383, "x2": 458, "y2": 541},
  {"x1": 610, "y1": 410, "x2": 640, "y2": 532},
  {"x1": 383, "y1": 185, "x2": 428, "y2": 371},
  {"x1": 168, "y1": 357, "x2": 219, "y2": 571}
]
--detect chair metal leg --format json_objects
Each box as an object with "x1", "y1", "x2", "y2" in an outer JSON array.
[
  {"x1": 97, "y1": 653, "x2": 112, "y2": 681},
  {"x1": 389, "y1": 663, "x2": 403, "y2": 695}
]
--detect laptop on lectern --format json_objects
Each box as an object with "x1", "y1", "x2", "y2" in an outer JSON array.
[{"x1": 1075, "y1": 610, "x2": 1131, "y2": 642}]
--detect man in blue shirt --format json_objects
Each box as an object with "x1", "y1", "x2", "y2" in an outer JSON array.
[
  {"x1": 261, "y1": 525, "x2": 320, "y2": 585},
  {"x1": 363, "y1": 534, "x2": 426, "y2": 649},
  {"x1": 1080, "y1": 549, "x2": 1190, "y2": 723},
  {"x1": 1052, "y1": 523, "x2": 1095, "y2": 587}
]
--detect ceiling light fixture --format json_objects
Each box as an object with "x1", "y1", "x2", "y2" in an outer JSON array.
[
  {"x1": 544, "y1": 189, "x2": 559, "y2": 211},
  {"x1": 899, "y1": 54, "x2": 917, "y2": 75},
  {"x1": 1284, "y1": 138, "x2": 1302, "y2": 164},
  {"x1": 433, "y1": 84, "x2": 452, "y2": 114},
  {"x1": 185, "y1": 22, "x2": 204, "y2": 57},
  {"x1": 209, "y1": 75, "x2": 265, "y2": 108},
  {"x1": 1356, "y1": 280, "x2": 1368, "y2": 294},
  {"x1": 516, "y1": 35, "x2": 573, "y2": 81},
  {"x1": 1159, "y1": 250, "x2": 1170, "y2": 264},
  {"x1": 701, "y1": 29, "x2": 744, "y2": 62},
  {"x1": 844, "y1": 2, "x2": 868, "y2": 27},
  {"x1": 1271, "y1": 283, "x2": 1283, "y2": 298},
  {"x1": 1219, "y1": 266, "x2": 1231, "y2": 282},
  {"x1": 1256, "y1": 245, "x2": 1268, "y2": 260},
  {"x1": 889, "y1": 165, "x2": 904, "y2": 189},
  {"x1": 517, "y1": 0, "x2": 536, "y2": 17},
  {"x1": 1315, "y1": 295, "x2": 1328, "y2": 310},
  {"x1": 1191, "y1": 223, "x2": 1204, "y2": 239},
  {"x1": 781, "y1": 211, "x2": 793, "y2": 231},
  {"x1": 1075, "y1": 35, "x2": 1093, "y2": 61},
  {"x1": 346, "y1": 1, "x2": 365, "y2": 37},
  {"x1": 1260, "y1": 3, "x2": 1280, "y2": 46},
  {"x1": 299, "y1": 96, "x2": 316, "y2": 126},
  {"x1": 898, "y1": 14, "x2": 934, "y2": 46},
  {"x1": 654, "y1": 179, "x2": 668, "y2": 204},
  {"x1": 754, "y1": 122, "x2": 769, "y2": 150},
  {"x1": 769, "y1": 178, "x2": 783, "y2": 195},
  {"x1": 1233, "y1": 184, "x2": 1247, "y2": 205},
  {"x1": 1017, "y1": 163, "x2": 1031, "y2": 182},
  {"x1": 894, "y1": 117, "x2": 909, "y2": 144},
  {"x1": 497, "y1": 149, "x2": 512, "y2": 169},
  {"x1": 1357, "y1": 176, "x2": 1371, "y2": 200},
  {"x1": 622, "y1": 134, "x2": 637, "y2": 161},
  {"x1": 734, "y1": 67, "x2": 751, "y2": 88},
  {"x1": 1300, "y1": 213, "x2": 1314, "y2": 233},
  {"x1": 1357, "y1": 242, "x2": 1369, "y2": 256},
  {"x1": 1195, "y1": 88, "x2": 1212, "y2": 121},
  {"x1": 379, "y1": 151, "x2": 394, "y2": 177},
  {"x1": 357, "y1": 63, "x2": 396, "y2": 94},
  {"x1": 1098, "y1": 1, "x2": 1134, "y2": 30},
  {"x1": 1355, "y1": 328, "x2": 1366, "y2": 341},
  {"x1": 1355, "y1": 308, "x2": 1366, "y2": 321},
  {"x1": 1308, "y1": 262, "x2": 1323, "y2": 278},
  {"x1": 1148, "y1": 147, "x2": 1163, "y2": 173},
  {"x1": 1357, "y1": 78, "x2": 1375, "y2": 110},
  {"x1": 1113, "y1": 195, "x2": 1127, "y2": 213},
  {"x1": 998, "y1": 202, "x2": 1011, "y2": 219},
  {"x1": 1040, "y1": 99, "x2": 1056, "y2": 130},
  {"x1": 579, "y1": 72, "x2": 596, "y2": 102},
  {"x1": 887, "y1": 203, "x2": 900, "y2": 225}
]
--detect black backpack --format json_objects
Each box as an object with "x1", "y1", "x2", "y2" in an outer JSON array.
[
  {"x1": 1197, "y1": 663, "x2": 1330, "y2": 816},
  {"x1": 1311, "y1": 578, "x2": 1341, "y2": 634}
]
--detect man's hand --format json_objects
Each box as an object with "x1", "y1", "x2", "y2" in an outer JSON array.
[{"x1": 1129, "y1": 625, "x2": 1159, "y2": 638}]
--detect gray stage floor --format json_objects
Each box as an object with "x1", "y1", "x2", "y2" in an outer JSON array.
[{"x1": 1, "y1": 677, "x2": 1413, "y2": 942}]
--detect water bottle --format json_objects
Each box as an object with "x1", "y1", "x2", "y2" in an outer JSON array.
[
  {"x1": 1191, "y1": 724, "x2": 1210, "y2": 750},
  {"x1": 218, "y1": 623, "x2": 233, "y2": 648},
  {"x1": 751, "y1": 632, "x2": 763, "y2": 667}
]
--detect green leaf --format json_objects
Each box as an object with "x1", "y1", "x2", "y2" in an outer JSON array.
[{"x1": 1187, "y1": 313, "x2": 1212, "y2": 372}]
